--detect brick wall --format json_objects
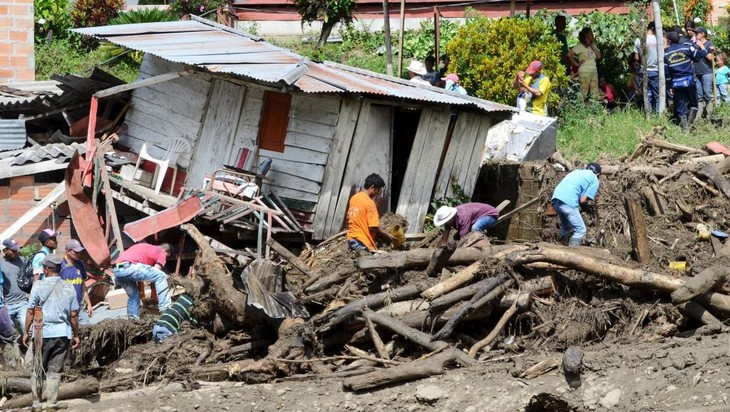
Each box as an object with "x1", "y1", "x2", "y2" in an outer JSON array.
[
  {"x1": 0, "y1": 0, "x2": 34, "y2": 82},
  {"x1": 0, "y1": 176, "x2": 71, "y2": 249}
]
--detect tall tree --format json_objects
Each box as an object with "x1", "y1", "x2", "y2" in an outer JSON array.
[{"x1": 292, "y1": 0, "x2": 357, "y2": 46}]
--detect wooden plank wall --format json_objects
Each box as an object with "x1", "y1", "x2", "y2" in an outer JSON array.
[
  {"x1": 323, "y1": 103, "x2": 394, "y2": 239},
  {"x1": 312, "y1": 97, "x2": 362, "y2": 239},
  {"x1": 259, "y1": 94, "x2": 341, "y2": 205},
  {"x1": 187, "y1": 79, "x2": 247, "y2": 188},
  {"x1": 395, "y1": 108, "x2": 452, "y2": 233},
  {"x1": 121, "y1": 55, "x2": 212, "y2": 170},
  {"x1": 433, "y1": 113, "x2": 494, "y2": 199}
]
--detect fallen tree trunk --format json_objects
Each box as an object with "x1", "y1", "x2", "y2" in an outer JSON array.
[
  {"x1": 422, "y1": 262, "x2": 481, "y2": 301},
  {"x1": 317, "y1": 282, "x2": 429, "y2": 331},
  {"x1": 3, "y1": 377, "x2": 99, "y2": 409},
  {"x1": 357, "y1": 245, "x2": 528, "y2": 270},
  {"x1": 342, "y1": 349, "x2": 459, "y2": 391},
  {"x1": 671, "y1": 261, "x2": 730, "y2": 303},
  {"x1": 468, "y1": 295, "x2": 529, "y2": 357},
  {"x1": 180, "y1": 224, "x2": 248, "y2": 324},
  {"x1": 424, "y1": 241, "x2": 457, "y2": 277},
  {"x1": 0, "y1": 377, "x2": 31, "y2": 393},
  {"x1": 364, "y1": 311, "x2": 475, "y2": 366},
  {"x1": 509, "y1": 244, "x2": 730, "y2": 316},
  {"x1": 697, "y1": 162, "x2": 730, "y2": 201},
  {"x1": 267, "y1": 238, "x2": 320, "y2": 279}
]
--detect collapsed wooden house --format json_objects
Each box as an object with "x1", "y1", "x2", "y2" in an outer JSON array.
[{"x1": 75, "y1": 17, "x2": 515, "y2": 239}]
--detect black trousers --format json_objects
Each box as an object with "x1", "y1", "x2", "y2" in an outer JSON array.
[{"x1": 42, "y1": 337, "x2": 69, "y2": 374}]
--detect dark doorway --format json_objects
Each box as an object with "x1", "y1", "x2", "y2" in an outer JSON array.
[{"x1": 390, "y1": 107, "x2": 421, "y2": 211}]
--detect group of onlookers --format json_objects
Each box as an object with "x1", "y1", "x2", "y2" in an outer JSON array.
[{"x1": 407, "y1": 54, "x2": 468, "y2": 95}]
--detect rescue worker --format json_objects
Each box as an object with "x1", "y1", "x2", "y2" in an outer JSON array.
[
  {"x1": 665, "y1": 30, "x2": 708, "y2": 132},
  {"x1": 551, "y1": 163, "x2": 601, "y2": 247},
  {"x1": 346, "y1": 174, "x2": 393, "y2": 252}
]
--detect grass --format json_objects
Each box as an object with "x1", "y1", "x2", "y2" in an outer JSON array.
[
  {"x1": 271, "y1": 36, "x2": 390, "y2": 75},
  {"x1": 36, "y1": 38, "x2": 141, "y2": 83},
  {"x1": 556, "y1": 100, "x2": 730, "y2": 162}
]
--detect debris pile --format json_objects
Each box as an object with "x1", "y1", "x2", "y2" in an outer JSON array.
[{"x1": 5, "y1": 127, "x2": 730, "y2": 402}]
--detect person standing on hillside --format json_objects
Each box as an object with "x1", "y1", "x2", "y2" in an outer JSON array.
[
  {"x1": 634, "y1": 22, "x2": 660, "y2": 113},
  {"x1": 693, "y1": 27, "x2": 715, "y2": 119},
  {"x1": 554, "y1": 14, "x2": 570, "y2": 75},
  {"x1": 551, "y1": 163, "x2": 601, "y2": 247},
  {"x1": 665, "y1": 30, "x2": 707, "y2": 131},
  {"x1": 568, "y1": 27, "x2": 602, "y2": 100},
  {"x1": 514, "y1": 60, "x2": 551, "y2": 116},
  {"x1": 346, "y1": 174, "x2": 394, "y2": 252}
]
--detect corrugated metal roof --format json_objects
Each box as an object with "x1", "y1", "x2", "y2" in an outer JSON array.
[
  {"x1": 10, "y1": 142, "x2": 85, "y2": 165},
  {"x1": 74, "y1": 18, "x2": 514, "y2": 114},
  {"x1": 0, "y1": 119, "x2": 26, "y2": 152},
  {"x1": 0, "y1": 80, "x2": 63, "y2": 109}
]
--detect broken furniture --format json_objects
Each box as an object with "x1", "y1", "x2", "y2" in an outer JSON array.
[
  {"x1": 132, "y1": 137, "x2": 191, "y2": 195},
  {"x1": 206, "y1": 160, "x2": 272, "y2": 200}
]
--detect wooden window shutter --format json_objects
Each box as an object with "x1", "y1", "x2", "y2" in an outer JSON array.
[{"x1": 259, "y1": 91, "x2": 292, "y2": 152}]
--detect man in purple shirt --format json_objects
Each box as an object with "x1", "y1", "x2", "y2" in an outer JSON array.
[{"x1": 434, "y1": 202, "x2": 500, "y2": 242}]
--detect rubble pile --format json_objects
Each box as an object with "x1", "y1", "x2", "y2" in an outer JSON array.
[{"x1": 4, "y1": 128, "x2": 730, "y2": 403}]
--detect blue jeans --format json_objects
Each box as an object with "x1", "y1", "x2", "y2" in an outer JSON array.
[
  {"x1": 113, "y1": 263, "x2": 172, "y2": 320},
  {"x1": 347, "y1": 239, "x2": 369, "y2": 252},
  {"x1": 552, "y1": 199, "x2": 586, "y2": 244},
  {"x1": 5, "y1": 301, "x2": 26, "y2": 334},
  {"x1": 152, "y1": 324, "x2": 174, "y2": 343},
  {"x1": 471, "y1": 216, "x2": 497, "y2": 233},
  {"x1": 696, "y1": 73, "x2": 714, "y2": 101},
  {"x1": 717, "y1": 83, "x2": 730, "y2": 105},
  {"x1": 646, "y1": 72, "x2": 659, "y2": 113}
]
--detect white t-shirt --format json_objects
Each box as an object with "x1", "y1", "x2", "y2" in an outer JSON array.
[{"x1": 634, "y1": 34, "x2": 658, "y2": 72}]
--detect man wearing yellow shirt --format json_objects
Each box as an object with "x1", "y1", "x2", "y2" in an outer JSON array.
[
  {"x1": 514, "y1": 60, "x2": 551, "y2": 116},
  {"x1": 346, "y1": 174, "x2": 394, "y2": 252}
]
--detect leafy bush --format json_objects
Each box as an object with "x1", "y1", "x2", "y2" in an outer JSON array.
[
  {"x1": 35, "y1": 0, "x2": 72, "y2": 43},
  {"x1": 169, "y1": 0, "x2": 226, "y2": 18},
  {"x1": 71, "y1": 0, "x2": 124, "y2": 27},
  {"x1": 446, "y1": 14, "x2": 568, "y2": 108}
]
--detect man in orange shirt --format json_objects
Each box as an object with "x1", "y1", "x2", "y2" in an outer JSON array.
[{"x1": 346, "y1": 174, "x2": 393, "y2": 252}]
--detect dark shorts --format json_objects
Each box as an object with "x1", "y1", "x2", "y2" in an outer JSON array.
[
  {"x1": 347, "y1": 239, "x2": 369, "y2": 252},
  {"x1": 42, "y1": 337, "x2": 70, "y2": 374}
]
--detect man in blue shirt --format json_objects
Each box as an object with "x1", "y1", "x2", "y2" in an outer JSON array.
[
  {"x1": 31, "y1": 229, "x2": 57, "y2": 283},
  {"x1": 551, "y1": 163, "x2": 601, "y2": 247},
  {"x1": 665, "y1": 30, "x2": 708, "y2": 132},
  {"x1": 60, "y1": 239, "x2": 93, "y2": 325},
  {"x1": 23, "y1": 254, "x2": 79, "y2": 411}
]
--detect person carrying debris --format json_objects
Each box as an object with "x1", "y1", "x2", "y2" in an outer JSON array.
[
  {"x1": 346, "y1": 174, "x2": 394, "y2": 252},
  {"x1": 112, "y1": 243, "x2": 173, "y2": 320},
  {"x1": 433, "y1": 203, "x2": 500, "y2": 243},
  {"x1": 60, "y1": 240, "x2": 93, "y2": 325},
  {"x1": 22, "y1": 254, "x2": 79, "y2": 411},
  {"x1": 153, "y1": 293, "x2": 195, "y2": 343},
  {"x1": 664, "y1": 30, "x2": 708, "y2": 132},
  {"x1": 551, "y1": 163, "x2": 601, "y2": 247}
]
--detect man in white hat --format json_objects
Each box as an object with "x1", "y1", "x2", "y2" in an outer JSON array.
[
  {"x1": 433, "y1": 202, "x2": 500, "y2": 244},
  {"x1": 408, "y1": 60, "x2": 431, "y2": 86}
]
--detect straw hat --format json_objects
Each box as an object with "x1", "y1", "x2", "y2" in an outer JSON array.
[
  {"x1": 408, "y1": 60, "x2": 427, "y2": 75},
  {"x1": 433, "y1": 206, "x2": 457, "y2": 226}
]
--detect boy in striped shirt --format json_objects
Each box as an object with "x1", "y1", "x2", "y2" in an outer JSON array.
[{"x1": 153, "y1": 293, "x2": 195, "y2": 343}]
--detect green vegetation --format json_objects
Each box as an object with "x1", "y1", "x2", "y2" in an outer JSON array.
[
  {"x1": 292, "y1": 0, "x2": 357, "y2": 45},
  {"x1": 557, "y1": 102, "x2": 730, "y2": 161},
  {"x1": 35, "y1": 0, "x2": 72, "y2": 43},
  {"x1": 71, "y1": 0, "x2": 124, "y2": 28},
  {"x1": 168, "y1": 0, "x2": 227, "y2": 19},
  {"x1": 447, "y1": 14, "x2": 568, "y2": 108},
  {"x1": 36, "y1": 38, "x2": 140, "y2": 83}
]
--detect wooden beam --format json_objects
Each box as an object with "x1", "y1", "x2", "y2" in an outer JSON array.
[
  {"x1": 496, "y1": 196, "x2": 541, "y2": 223},
  {"x1": 110, "y1": 189, "x2": 157, "y2": 215},
  {"x1": 623, "y1": 193, "x2": 651, "y2": 264},
  {"x1": 93, "y1": 71, "x2": 193, "y2": 99},
  {"x1": 0, "y1": 182, "x2": 65, "y2": 240},
  {"x1": 97, "y1": 152, "x2": 124, "y2": 253}
]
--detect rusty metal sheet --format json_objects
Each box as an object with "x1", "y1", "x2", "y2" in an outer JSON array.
[
  {"x1": 74, "y1": 20, "x2": 515, "y2": 114},
  {"x1": 123, "y1": 195, "x2": 203, "y2": 242}
]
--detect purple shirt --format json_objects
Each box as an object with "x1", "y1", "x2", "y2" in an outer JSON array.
[{"x1": 455, "y1": 203, "x2": 499, "y2": 238}]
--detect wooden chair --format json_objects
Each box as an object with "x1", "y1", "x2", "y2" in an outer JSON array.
[{"x1": 133, "y1": 137, "x2": 191, "y2": 195}]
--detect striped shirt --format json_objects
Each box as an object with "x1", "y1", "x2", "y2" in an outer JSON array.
[{"x1": 155, "y1": 293, "x2": 194, "y2": 333}]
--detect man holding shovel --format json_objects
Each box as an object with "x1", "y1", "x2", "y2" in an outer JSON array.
[{"x1": 22, "y1": 254, "x2": 79, "y2": 411}]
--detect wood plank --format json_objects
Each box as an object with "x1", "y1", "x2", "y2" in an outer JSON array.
[
  {"x1": 433, "y1": 112, "x2": 476, "y2": 199},
  {"x1": 290, "y1": 106, "x2": 339, "y2": 126},
  {"x1": 396, "y1": 108, "x2": 452, "y2": 233},
  {"x1": 0, "y1": 183, "x2": 65, "y2": 240},
  {"x1": 131, "y1": 86, "x2": 206, "y2": 120},
  {"x1": 266, "y1": 158, "x2": 325, "y2": 183},
  {"x1": 313, "y1": 98, "x2": 360, "y2": 239},
  {"x1": 95, "y1": 70, "x2": 193, "y2": 99},
  {"x1": 461, "y1": 117, "x2": 494, "y2": 196},
  {"x1": 187, "y1": 79, "x2": 247, "y2": 189},
  {"x1": 128, "y1": 99, "x2": 204, "y2": 134},
  {"x1": 266, "y1": 169, "x2": 322, "y2": 195},
  {"x1": 268, "y1": 185, "x2": 319, "y2": 203},
  {"x1": 283, "y1": 131, "x2": 332, "y2": 154},
  {"x1": 259, "y1": 146, "x2": 328, "y2": 165},
  {"x1": 287, "y1": 119, "x2": 336, "y2": 140},
  {"x1": 290, "y1": 94, "x2": 341, "y2": 114},
  {"x1": 110, "y1": 189, "x2": 157, "y2": 215}
]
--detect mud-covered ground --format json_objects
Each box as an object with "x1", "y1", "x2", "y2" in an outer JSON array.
[{"x1": 64, "y1": 330, "x2": 730, "y2": 411}]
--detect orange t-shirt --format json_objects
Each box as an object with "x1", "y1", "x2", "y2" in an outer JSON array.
[{"x1": 346, "y1": 191, "x2": 379, "y2": 251}]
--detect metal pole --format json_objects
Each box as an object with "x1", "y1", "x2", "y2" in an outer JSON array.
[
  {"x1": 672, "y1": 0, "x2": 680, "y2": 26},
  {"x1": 398, "y1": 0, "x2": 406, "y2": 76},
  {"x1": 383, "y1": 0, "x2": 394, "y2": 76},
  {"x1": 652, "y1": 0, "x2": 666, "y2": 114},
  {"x1": 526, "y1": 0, "x2": 531, "y2": 18}
]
